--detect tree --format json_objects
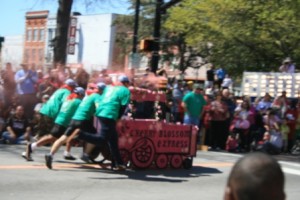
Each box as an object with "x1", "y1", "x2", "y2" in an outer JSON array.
[
  {"x1": 52, "y1": 0, "x2": 119, "y2": 67},
  {"x1": 114, "y1": 0, "x2": 193, "y2": 73},
  {"x1": 164, "y1": 0, "x2": 300, "y2": 76},
  {"x1": 53, "y1": 0, "x2": 73, "y2": 66}
]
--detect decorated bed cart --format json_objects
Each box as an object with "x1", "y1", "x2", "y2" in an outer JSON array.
[
  {"x1": 117, "y1": 119, "x2": 198, "y2": 169},
  {"x1": 92, "y1": 88, "x2": 198, "y2": 169}
]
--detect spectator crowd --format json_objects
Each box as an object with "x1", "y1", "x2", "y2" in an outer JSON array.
[{"x1": 0, "y1": 61, "x2": 300, "y2": 159}]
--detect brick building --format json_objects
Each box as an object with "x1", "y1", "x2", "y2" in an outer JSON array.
[{"x1": 24, "y1": 11, "x2": 49, "y2": 69}]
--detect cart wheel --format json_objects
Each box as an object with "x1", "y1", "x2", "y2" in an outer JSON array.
[
  {"x1": 100, "y1": 143, "x2": 111, "y2": 160},
  {"x1": 86, "y1": 142, "x2": 111, "y2": 161},
  {"x1": 132, "y1": 138, "x2": 155, "y2": 169},
  {"x1": 120, "y1": 149, "x2": 130, "y2": 167},
  {"x1": 87, "y1": 146, "x2": 101, "y2": 160},
  {"x1": 155, "y1": 154, "x2": 168, "y2": 169},
  {"x1": 182, "y1": 158, "x2": 193, "y2": 169},
  {"x1": 170, "y1": 155, "x2": 182, "y2": 169}
]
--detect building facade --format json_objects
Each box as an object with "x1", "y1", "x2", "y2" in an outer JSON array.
[
  {"x1": 24, "y1": 11, "x2": 49, "y2": 69},
  {"x1": 40, "y1": 12, "x2": 124, "y2": 73},
  {"x1": 0, "y1": 35, "x2": 24, "y2": 70}
]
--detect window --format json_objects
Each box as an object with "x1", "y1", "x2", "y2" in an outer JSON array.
[
  {"x1": 26, "y1": 29, "x2": 32, "y2": 41},
  {"x1": 39, "y1": 29, "x2": 45, "y2": 41},
  {"x1": 33, "y1": 29, "x2": 38, "y2": 41},
  {"x1": 48, "y1": 29, "x2": 55, "y2": 46}
]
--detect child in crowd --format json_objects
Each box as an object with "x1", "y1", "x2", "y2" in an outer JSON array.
[
  {"x1": 280, "y1": 118, "x2": 290, "y2": 153},
  {"x1": 226, "y1": 132, "x2": 239, "y2": 152}
]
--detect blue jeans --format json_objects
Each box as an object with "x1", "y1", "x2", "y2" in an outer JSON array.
[
  {"x1": 1, "y1": 131, "x2": 27, "y2": 144},
  {"x1": 183, "y1": 114, "x2": 200, "y2": 126},
  {"x1": 78, "y1": 117, "x2": 123, "y2": 166}
]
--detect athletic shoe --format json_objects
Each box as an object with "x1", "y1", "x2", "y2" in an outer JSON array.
[
  {"x1": 21, "y1": 152, "x2": 34, "y2": 161},
  {"x1": 45, "y1": 154, "x2": 53, "y2": 169},
  {"x1": 80, "y1": 154, "x2": 92, "y2": 163},
  {"x1": 112, "y1": 164, "x2": 126, "y2": 171},
  {"x1": 64, "y1": 155, "x2": 77, "y2": 160},
  {"x1": 23, "y1": 143, "x2": 34, "y2": 161}
]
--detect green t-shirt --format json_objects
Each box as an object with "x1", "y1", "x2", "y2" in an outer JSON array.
[
  {"x1": 40, "y1": 88, "x2": 71, "y2": 119},
  {"x1": 72, "y1": 93, "x2": 102, "y2": 120},
  {"x1": 182, "y1": 92, "x2": 207, "y2": 118},
  {"x1": 95, "y1": 85, "x2": 130, "y2": 120},
  {"x1": 55, "y1": 98, "x2": 82, "y2": 127}
]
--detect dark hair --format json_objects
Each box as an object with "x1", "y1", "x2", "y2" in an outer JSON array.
[{"x1": 227, "y1": 152, "x2": 285, "y2": 200}]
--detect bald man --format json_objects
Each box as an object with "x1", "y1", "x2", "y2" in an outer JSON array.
[{"x1": 224, "y1": 152, "x2": 285, "y2": 200}]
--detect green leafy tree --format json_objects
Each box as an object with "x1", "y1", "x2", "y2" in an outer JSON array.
[
  {"x1": 114, "y1": 0, "x2": 193, "y2": 73},
  {"x1": 164, "y1": 0, "x2": 300, "y2": 76},
  {"x1": 113, "y1": 0, "x2": 158, "y2": 54}
]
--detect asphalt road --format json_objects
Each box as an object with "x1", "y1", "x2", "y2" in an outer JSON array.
[{"x1": 0, "y1": 144, "x2": 299, "y2": 200}]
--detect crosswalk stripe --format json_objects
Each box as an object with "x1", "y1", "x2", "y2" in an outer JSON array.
[{"x1": 282, "y1": 167, "x2": 300, "y2": 176}]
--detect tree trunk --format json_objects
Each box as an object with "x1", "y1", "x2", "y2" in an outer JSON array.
[{"x1": 53, "y1": 0, "x2": 73, "y2": 67}]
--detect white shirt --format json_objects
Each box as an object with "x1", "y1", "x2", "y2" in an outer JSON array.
[{"x1": 221, "y1": 77, "x2": 233, "y2": 88}]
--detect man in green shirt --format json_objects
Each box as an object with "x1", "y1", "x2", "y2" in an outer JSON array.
[
  {"x1": 182, "y1": 83, "x2": 207, "y2": 126},
  {"x1": 44, "y1": 82, "x2": 106, "y2": 167},
  {"x1": 22, "y1": 87, "x2": 85, "y2": 162},
  {"x1": 36, "y1": 79, "x2": 77, "y2": 139},
  {"x1": 68, "y1": 75, "x2": 131, "y2": 171}
]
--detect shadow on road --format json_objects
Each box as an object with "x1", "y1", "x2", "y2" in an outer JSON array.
[{"x1": 56, "y1": 161, "x2": 222, "y2": 182}]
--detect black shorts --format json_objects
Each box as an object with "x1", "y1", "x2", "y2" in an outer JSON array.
[
  {"x1": 50, "y1": 124, "x2": 67, "y2": 138},
  {"x1": 64, "y1": 119, "x2": 97, "y2": 136},
  {"x1": 81, "y1": 119, "x2": 97, "y2": 133}
]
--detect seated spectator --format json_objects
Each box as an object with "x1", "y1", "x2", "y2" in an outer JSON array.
[
  {"x1": 257, "y1": 131, "x2": 283, "y2": 155},
  {"x1": 254, "y1": 109, "x2": 283, "y2": 154},
  {"x1": 1, "y1": 105, "x2": 31, "y2": 144},
  {"x1": 224, "y1": 152, "x2": 285, "y2": 200},
  {"x1": 3, "y1": 94, "x2": 20, "y2": 120},
  {"x1": 32, "y1": 94, "x2": 50, "y2": 139}
]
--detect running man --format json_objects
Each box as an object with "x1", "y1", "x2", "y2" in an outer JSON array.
[
  {"x1": 33, "y1": 78, "x2": 77, "y2": 142},
  {"x1": 67, "y1": 75, "x2": 131, "y2": 171},
  {"x1": 44, "y1": 82, "x2": 106, "y2": 169},
  {"x1": 22, "y1": 87, "x2": 85, "y2": 162}
]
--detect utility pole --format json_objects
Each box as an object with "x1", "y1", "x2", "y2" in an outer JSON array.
[
  {"x1": 130, "y1": 0, "x2": 141, "y2": 69},
  {"x1": 150, "y1": 0, "x2": 182, "y2": 74},
  {"x1": 132, "y1": 0, "x2": 140, "y2": 54},
  {"x1": 150, "y1": 0, "x2": 163, "y2": 74}
]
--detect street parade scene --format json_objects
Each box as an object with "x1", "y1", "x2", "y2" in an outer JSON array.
[{"x1": 0, "y1": 1, "x2": 300, "y2": 200}]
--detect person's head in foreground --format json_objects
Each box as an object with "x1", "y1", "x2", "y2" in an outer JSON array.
[{"x1": 224, "y1": 152, "x2": 285, "y2": 200}]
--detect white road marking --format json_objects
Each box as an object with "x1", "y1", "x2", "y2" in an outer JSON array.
[{"x1": 282, "y1": 167, "x2": 300, "y2": 176}]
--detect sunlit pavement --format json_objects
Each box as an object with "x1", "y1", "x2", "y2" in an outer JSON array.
[{"x1": 0, "y1": 144, "x2": 299, "y2": 200}]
